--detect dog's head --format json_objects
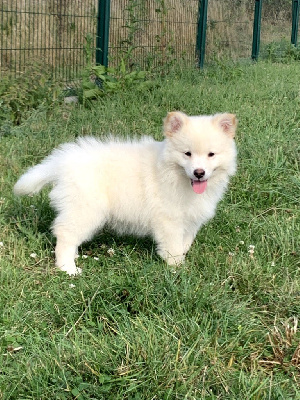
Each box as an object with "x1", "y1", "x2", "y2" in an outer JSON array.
[{"x1": 163, "y1": 111, "x2": 237, "y2": 194}]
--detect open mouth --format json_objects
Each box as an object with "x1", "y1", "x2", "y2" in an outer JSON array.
[{"x1": 191, "y1": 179, "x2": 207, "y2": 194}]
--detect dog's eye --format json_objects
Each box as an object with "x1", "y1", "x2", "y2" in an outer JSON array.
[
  {"x1": 208, "y1": 152, "x2": 215, "y2": 157},
  {"x1": 185, "y1": 152, "x2": 192, "y2": 157}
]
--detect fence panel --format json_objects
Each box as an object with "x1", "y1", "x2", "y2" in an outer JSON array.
[
  {"x1": 0, "y1": 0, "x2": 98, "y2": 79},
  {"x1": 108, "y1": 0, "x2": 199, "y2": 70},
  {"x1": 204, "y1": 0, "x2": 297, "y2": 64},
  {"x1": 204, "y1": 0, "x2": 255, "y2": 62}
]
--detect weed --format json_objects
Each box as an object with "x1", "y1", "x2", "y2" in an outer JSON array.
[
  {"x1": 73, "y1": 61, "x2": 155, "y2": 107},
  {"x1": 121, "y1": 0, "x2": 145, "y2": 69},
  {"x1": 0, "y1": 62, "x2": 60, "y2": 132},
  {"x1": 261, "y1": 39, "x2": 300, "y2": 62}
]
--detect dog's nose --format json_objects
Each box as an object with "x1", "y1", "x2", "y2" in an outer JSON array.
[{"x1": 194, "y1": 168, "x2": 205, "y2": 179}]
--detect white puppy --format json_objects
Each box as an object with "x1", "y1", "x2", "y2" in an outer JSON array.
[{"x1": 14, "y1": 111, "x2": 237, "y2": 275}]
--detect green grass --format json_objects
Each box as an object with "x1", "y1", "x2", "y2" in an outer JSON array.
[{"x1": 0, "y1": 61, "x2": 299, "y2": 399}]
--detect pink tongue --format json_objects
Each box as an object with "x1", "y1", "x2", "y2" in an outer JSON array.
[{"x1": 192, "y1": 180, "x2": 207, "y2": 194}]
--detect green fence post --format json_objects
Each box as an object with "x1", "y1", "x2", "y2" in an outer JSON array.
[
  {"x1": 96, "y1": 0, "x2": 111, "y2": 67},
  {"x1": 291, "y1": 0, "x2": 299, "y2": 46},
  {"x1": 196, "y1": 0, "x2": 208, "y2": 69},
  {"x1": 251, "y1": 0, "x2": 263, "y2": 61}
]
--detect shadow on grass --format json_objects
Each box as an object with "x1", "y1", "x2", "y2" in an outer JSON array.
[{"x1": 9, "y1": 192, "x2": 156, "y2": 263}]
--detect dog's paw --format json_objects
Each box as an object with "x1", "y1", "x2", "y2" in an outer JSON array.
[
  {"x1": 57, "y1": 262, "x2": 82, "y2": 276},
  {"x1": 166, "y1": 257, "x2": 184, "y2": 267},
  {"x1": 158, "y1": 250, "x2": 185, "y2": 267}
]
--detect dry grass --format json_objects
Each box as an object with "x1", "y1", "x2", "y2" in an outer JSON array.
[{"x1": 255, "y1": 317, "x2": 300, "y2": 385}]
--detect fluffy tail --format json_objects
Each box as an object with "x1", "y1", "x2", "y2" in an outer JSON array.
[{"x1": 14, "y1": 159, "x2": 56, "y2": 196}]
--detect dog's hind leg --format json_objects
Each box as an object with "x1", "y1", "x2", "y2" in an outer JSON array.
[
  {"x1": 54, "y1": 236, "x2": 79, "y2": 275},
  {"x1": 53, "y1": 209, "x2": 107, "y2": 275},
  {"x1": 50, "y1": 186, "x2": 108, "y2": 275}
]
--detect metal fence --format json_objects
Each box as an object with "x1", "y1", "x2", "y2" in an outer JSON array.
[
  {"x1": 0, "y1": 0, "x2": 98, "y2": 80},
  {"x1": 199, "y1": 0, "x2": 299, "y2": 66},
  {"x1": 0, "y1": 0, "x2": 299, "y2": 80},
  {"x1": 107, "y1": 0, "x2": 199, "y2": 70}
]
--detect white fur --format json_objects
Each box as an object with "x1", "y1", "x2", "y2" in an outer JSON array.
[{"x1": 14, "y1": 111, "x2": 237, "y2": 275}]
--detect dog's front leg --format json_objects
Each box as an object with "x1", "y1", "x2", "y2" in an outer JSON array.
[
  {"x1": 183, "y1": 229, "x2": 198, "y2": 255},
  {"x1": 154, "y1": 224, "x2": 186, "y2": 266}
]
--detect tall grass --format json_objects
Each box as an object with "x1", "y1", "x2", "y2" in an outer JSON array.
[{"x1": 0, "y1": 60, "x2": 299, "y2": 398}]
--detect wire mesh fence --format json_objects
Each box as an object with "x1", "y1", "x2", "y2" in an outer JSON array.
[
  {"x1": 205, "y1": 0, "x2": 255, "y2": 62},
  {"x1": 0, "y1": 0, "x2": 298, "y2": 81},
  {"x1": 205, "y1": 0, "x2": 296, "y2": 63},
  {"x1": 0, "y1": 0, "x2": 98, "y2": 80},
  {"x1": 109, "y1": 0, "x2": 199, "y2": 70}
]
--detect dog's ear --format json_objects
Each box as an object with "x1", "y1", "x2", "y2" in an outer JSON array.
[
  {"x1": 164, "y1": 111, "x2": 188, "y2": 137},
  {"x1": 213, "y1": 113, "x2": 237, "y2": 138}
]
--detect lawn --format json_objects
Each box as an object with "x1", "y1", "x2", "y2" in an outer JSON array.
[{"x1": 0, "y1": 61, "x2": 299, "y2": 399}]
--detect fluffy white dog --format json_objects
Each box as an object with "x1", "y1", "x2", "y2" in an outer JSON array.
[{"x1": 14, "y1": 111, "x2": 237, "y2": 275}]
